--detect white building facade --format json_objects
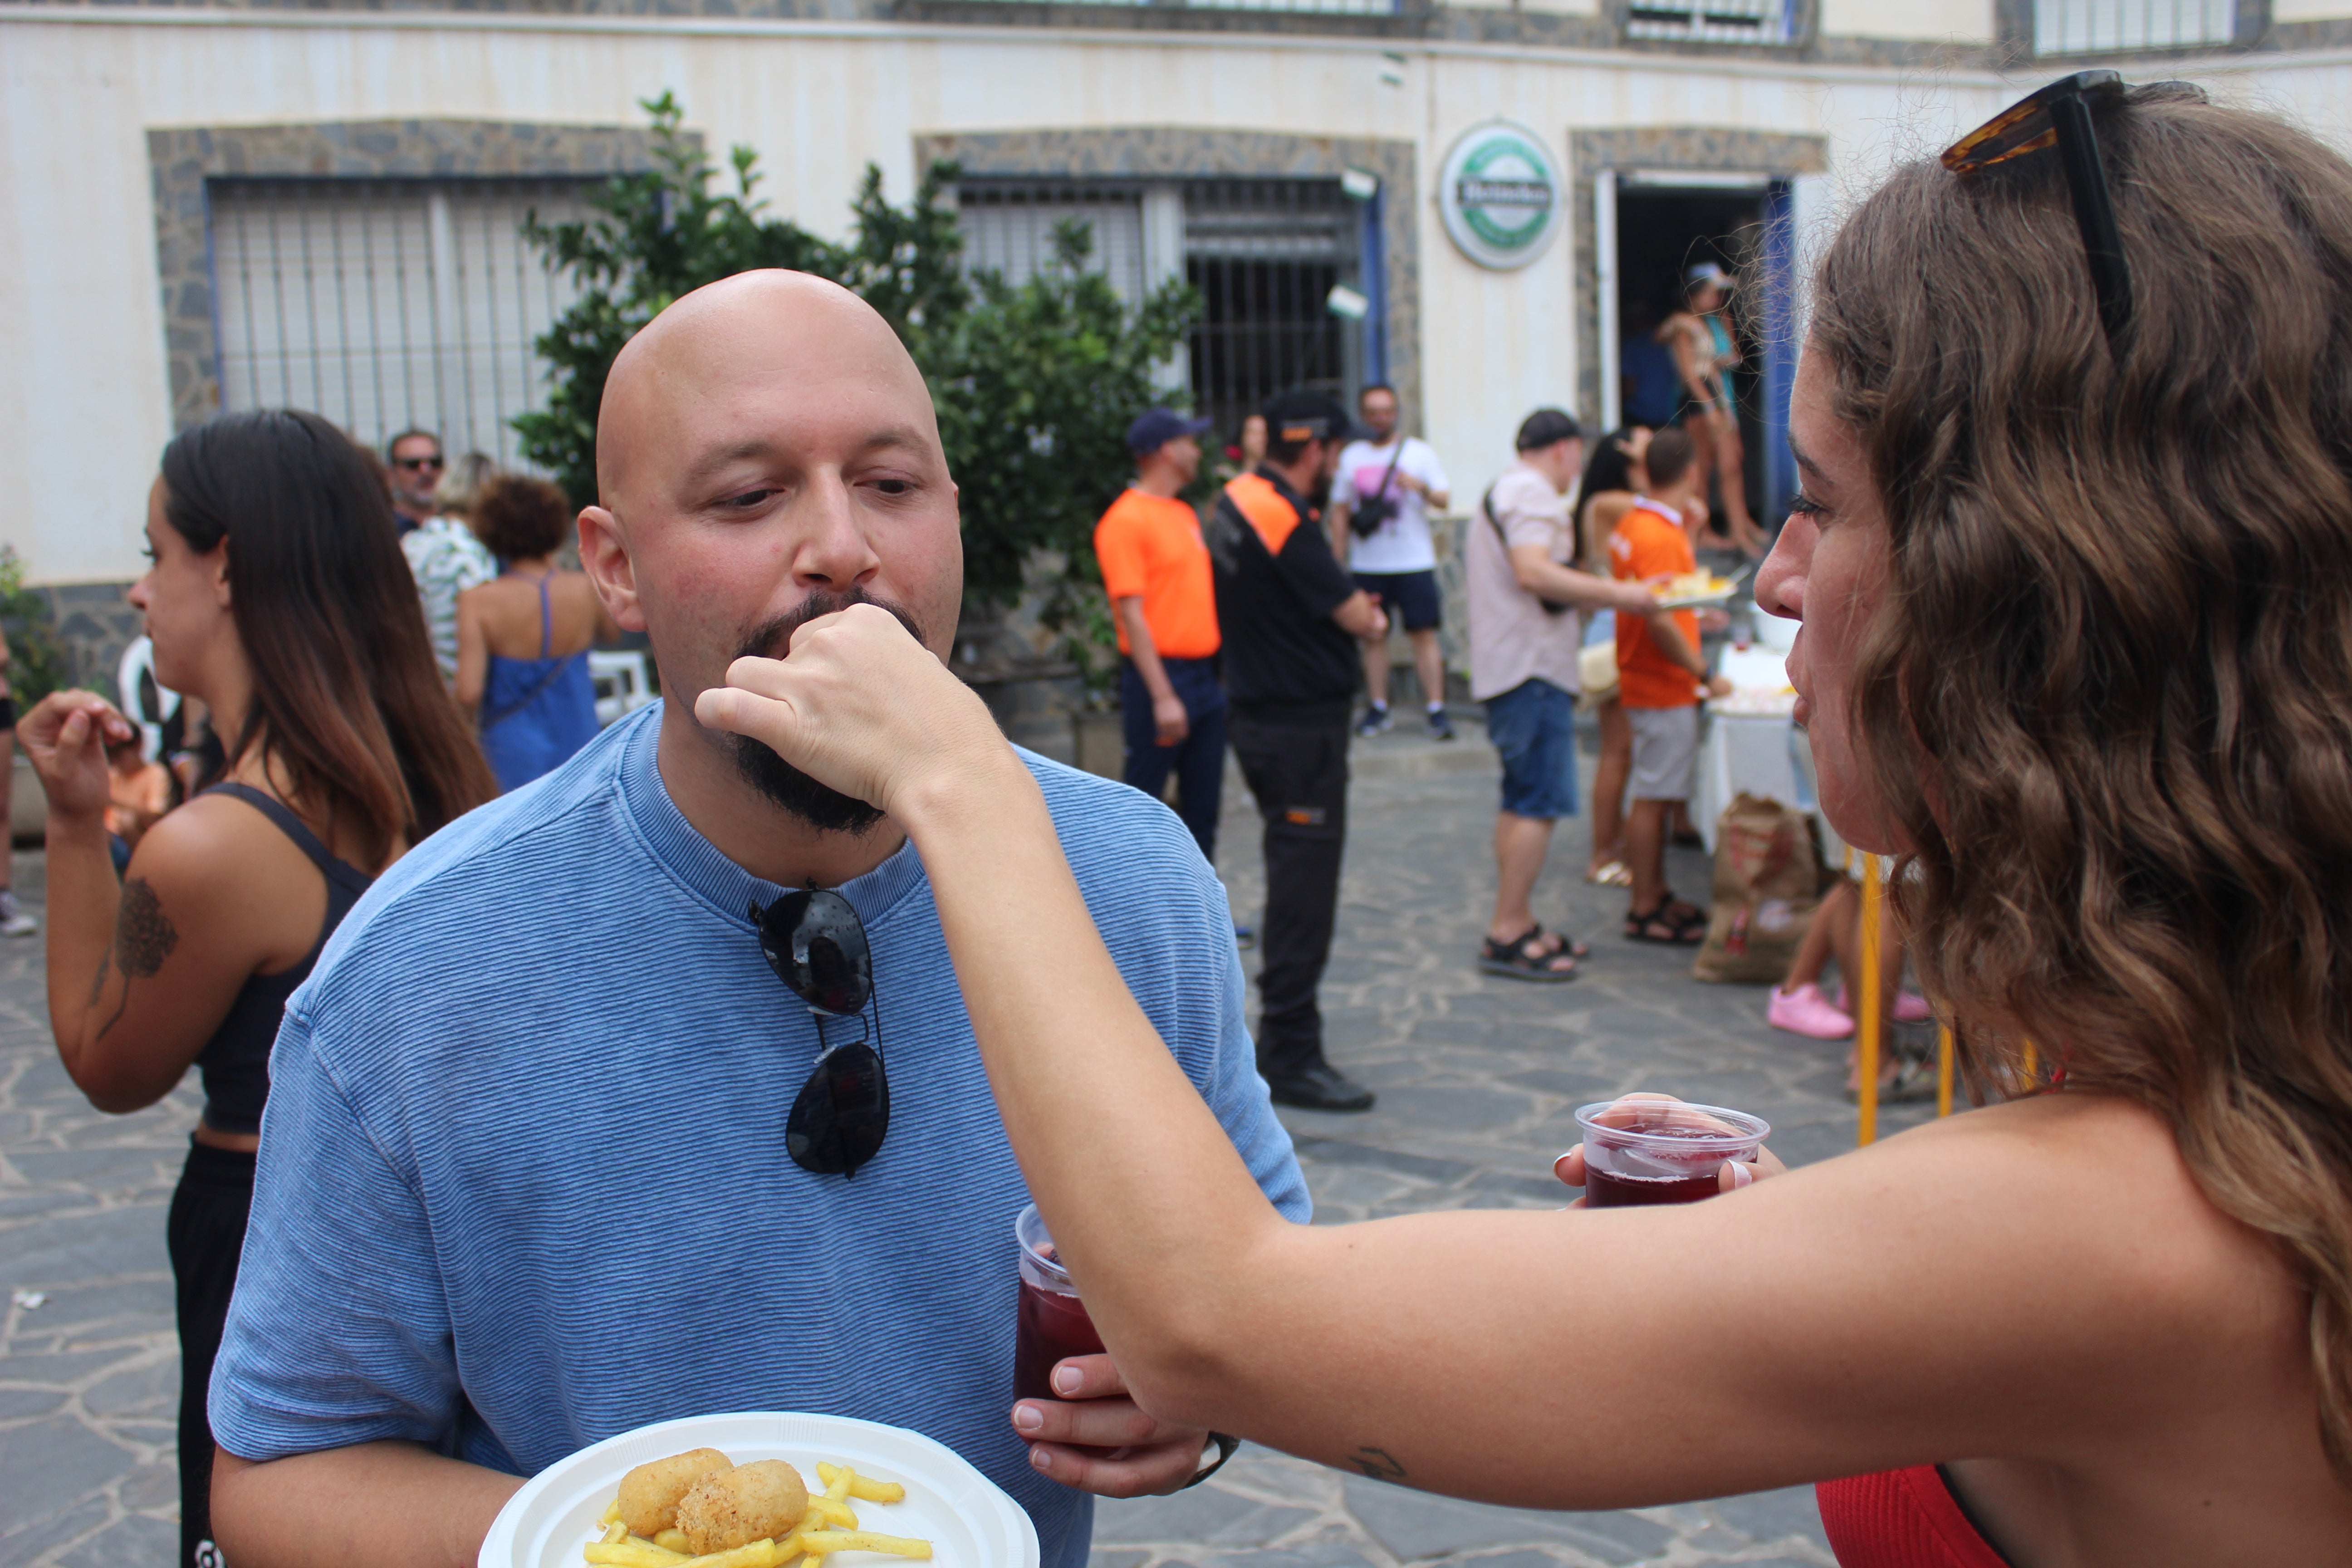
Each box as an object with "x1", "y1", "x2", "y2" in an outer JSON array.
[{"x1": 6, "y1": 0, "x2": 2352, "y2": 598}]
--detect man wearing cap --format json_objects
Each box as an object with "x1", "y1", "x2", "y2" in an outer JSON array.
[
  {"x1": 1657, "y1": 262, "x2": 1764, "y2": 555},
  {"x1": 1464, "y1": 409, "x2": 1659, "y2": 981},
  {"x1": 1208, "y1": 391, "x2": 1389, "y2": 1112},
  {"x1": 1093, "y1": 408, "x2": 1226, "y2": 863}
]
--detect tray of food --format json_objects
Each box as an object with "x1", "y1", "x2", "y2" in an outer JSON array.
[
  {"x1": 480, "y1": 1411, "x2": 1039, "y2": 1568},
  {"x1": 1653, "y1": 571, "x2": 1742, "y2": 609}
]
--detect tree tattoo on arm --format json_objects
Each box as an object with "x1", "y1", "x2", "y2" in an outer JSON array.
[
  {"x1": 96, "y1": 877, "x2": 178, "y2": 1041},
  {"x1": 1348, "y1": 1447, "x2": 1407, "y2": 1481}
]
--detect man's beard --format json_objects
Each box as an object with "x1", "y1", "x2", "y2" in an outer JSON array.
[{"x1": 720, "y1": 588, "x2": 927, "y2": 836}]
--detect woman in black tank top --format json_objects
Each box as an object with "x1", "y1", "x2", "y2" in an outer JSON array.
[{"x1": 16, "y1": 411, "x2": 495, "y2": 1568}]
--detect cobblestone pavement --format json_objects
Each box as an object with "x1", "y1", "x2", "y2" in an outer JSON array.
[{"x1": 0, "y1": 720, "x2": 1937, "y2": 1565}]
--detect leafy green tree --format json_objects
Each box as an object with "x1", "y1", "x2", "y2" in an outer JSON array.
[
  {"x1": 935, "y1": 219, "x2": 1198, "y2": 679},
  {"x1": 0, "y1": 547, "x2": 69, "y2": 709},
  {"x1": 516, "y1": 93, "x2": 1200, "y2": 682}
]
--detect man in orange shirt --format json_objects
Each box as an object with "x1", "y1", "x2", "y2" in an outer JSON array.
[
  {"x1": 1609, "y1": 426, "x2": 1733, "y2": 944},
  {"x1": 1094, "y1": 408, "x2": 1225, "y2": 861}
]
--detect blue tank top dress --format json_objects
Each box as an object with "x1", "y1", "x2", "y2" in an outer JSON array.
[{"x1": 479, "y1": 572, "x2": 600, "y2": 793}]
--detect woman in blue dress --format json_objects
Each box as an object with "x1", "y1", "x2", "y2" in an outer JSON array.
[{"x1": 454, "y1": 473, "x2": 617, "y2": 791}]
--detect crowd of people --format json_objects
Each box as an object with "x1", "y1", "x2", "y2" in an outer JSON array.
[{"x1": 5, "y1": 69, "x2": 2352, "y2": 1568}]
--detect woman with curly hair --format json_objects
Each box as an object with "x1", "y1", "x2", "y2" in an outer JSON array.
[
  {"x1": 701, "y1": 77, "x2": 2352, "y2": 1564},
  {"x1": 455, "y1": 472, "x2": 617, "y2": 791}
]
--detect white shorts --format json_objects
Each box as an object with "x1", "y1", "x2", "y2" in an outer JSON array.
[{"x1": 1627, "y1": 705, "x2": 1699, "y2": 803}]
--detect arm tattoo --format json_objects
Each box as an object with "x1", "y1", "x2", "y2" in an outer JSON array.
[
  {"x1": 95, "y1": 877, "x2": 178, "y2": 1041},
  {"x1": 1347, "y1": 1447, "x2": 1407, "y2": 1482}
]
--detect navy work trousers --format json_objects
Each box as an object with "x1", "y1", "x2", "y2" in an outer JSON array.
[{"x1": 1120, "y1": 655, "x2": 1228, "y2": 864}]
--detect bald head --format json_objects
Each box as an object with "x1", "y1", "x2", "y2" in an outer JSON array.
[
  {"x1": 596, "y1": 270, "x2": 941, "y2": 508},
  {"x1": 572, "y1": 265, "x2": 964, "y2": 830}
]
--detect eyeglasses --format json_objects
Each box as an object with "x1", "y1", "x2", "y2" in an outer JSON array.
[
  {"x1": 395, "y1": 455, "x2": 445, "y2": 472},
  {"x1": 752, "y1": 889, "x2": 890, "y2": 1178},
  {"x1": 1943, "y1": 71, "x2": 2137, "y2": 349}
]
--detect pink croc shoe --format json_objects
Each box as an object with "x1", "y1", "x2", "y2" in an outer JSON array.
[
  {"x1": 1769, "y1": 983, "x2": 1855, "y2": 1040},
  {"x1": 1836, "y1": 984, "x2": 1935, "y2": 1023}
]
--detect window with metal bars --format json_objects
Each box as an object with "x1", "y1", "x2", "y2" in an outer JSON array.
[
  {"x1": 954, "y1": 176, "x2": 1366, "y2": 444},
  {"x1": 1622, "y1": 0, "x2": 1791, "y2": 44},
  {"x1": 1180, "y1": 179, "x2": 1361, "y2": 444},
  {"x1": 2034, "y1": 0, "x2": 2233, "y2": 51},
  {"x1": 208, "y1": 177, "x2": 592, "y2": 466}
]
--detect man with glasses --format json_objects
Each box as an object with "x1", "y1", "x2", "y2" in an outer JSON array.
[
  {"x1": 384, "y1": 429, "x2": 446, "y2": 534},
  {"x1": 207, "y1": 271, "x2": 1308, "y2": 1568}
]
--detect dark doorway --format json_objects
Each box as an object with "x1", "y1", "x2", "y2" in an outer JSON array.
[{"x1": 1614, "y1": 186, "x2": 1768, "y2": 531}]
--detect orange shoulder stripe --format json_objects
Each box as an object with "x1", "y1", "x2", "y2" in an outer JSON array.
[{"x1": 1223, "y1": 474, "x2": 1301, "y2": 555}]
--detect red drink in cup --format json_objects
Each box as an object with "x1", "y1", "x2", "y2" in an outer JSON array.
[
  {"x1": 1014, "y1": 1204, "x2": 1104, "y2": 1403},
  {"x1": 1575, "y1": 1098, "x2": 1769, "y2": 1206}
]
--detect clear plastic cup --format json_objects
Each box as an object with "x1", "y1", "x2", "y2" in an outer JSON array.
[
  {"x1": 1574, "y1": 1098, "x2": 1769, "y2": 1207},
  {"x1": 1013, "y1": 1204, "x2": 1104, "y2": 1403}
]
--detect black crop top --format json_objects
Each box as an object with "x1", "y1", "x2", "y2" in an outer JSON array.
[{"x1": 192, "y1": 784, "x2": 374, "y2": 1136}]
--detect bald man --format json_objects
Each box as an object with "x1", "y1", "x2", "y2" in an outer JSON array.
[{"x1": 206, "y1": 272, "x2": 1308, "y2": 1568}]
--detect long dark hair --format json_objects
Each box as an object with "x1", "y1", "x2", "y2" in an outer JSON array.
[
  {"x1": 1812, "y1": 90, "x2": 2352, "y2": 1474},
  {"x1": 160, "y1": 409, "x2": 496, "y2": 865}
]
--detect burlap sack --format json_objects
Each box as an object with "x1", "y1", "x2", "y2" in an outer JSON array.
[{"x1": 1690, "y1": 792, "x2": 1820, "y2": 983}]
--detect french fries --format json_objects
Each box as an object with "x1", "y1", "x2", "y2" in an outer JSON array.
[
  {"x1": 583, "y1": 1458, "x2": 931, "y2": 1568},
  {"x1": 800, "y1": 1531, "x2": 931, "y2": 1560},
  {"x1": 817, "y1": 1464, "x2": 906, "y2": 1504}
]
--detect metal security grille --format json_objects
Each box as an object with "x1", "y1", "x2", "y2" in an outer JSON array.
[
  {"x1": 1181, "y1": 179, "x2": 1361, "y2": 443},
  {"x1": 956, "y1": 182, "x2": 1149, "y2": 301},
  {"x1": 209, "y1": 177, "x2": 593, "y2": 465},
  {"x1": 1623, "y1": 0, "x2": 1788, "y2": 44},
  {"x1": 2035, "y1": 0, "x2": 2232, "y2": 50}
]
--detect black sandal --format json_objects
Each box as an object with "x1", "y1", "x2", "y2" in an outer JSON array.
[
  {"x1": 1479, "y1": 925, "x2": 1581, "y2": 982},
  {"x1": 1623, "y1": 896, "x2": 1709, "y2": 945}
]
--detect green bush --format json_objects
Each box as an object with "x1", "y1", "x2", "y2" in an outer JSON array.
[{"x1": 0, "y1": 547, "x2": 69, "y2": 710}]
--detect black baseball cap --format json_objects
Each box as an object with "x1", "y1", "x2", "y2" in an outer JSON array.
[
  {"x1": 1515, "y1": 408, "x2": 1582, "y2": 452},
  {"x1": 1126, "y1": 408, "x2": 1215, "y2": 456},
  {"x1": 1260, "y1": 390, "x2": 1355, "y2": 448}
]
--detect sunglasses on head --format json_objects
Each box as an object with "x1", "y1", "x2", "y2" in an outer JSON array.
[
  {"x1": 1941, "y1": 71, "x2": 2205, "y2": 353},
  {"x1": 396, "y1": 455, "x2": 444, "y2": 472},
  {"x1": 752, "y1": 888, "x2": 889, "y2": 1179}
]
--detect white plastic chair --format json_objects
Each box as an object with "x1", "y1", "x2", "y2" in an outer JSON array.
[
  {"x1": 588, "y1": 649, "x2": 656, "y2": 728},
  {"x1": 115, "y1": 636, "x2": 182, "y2": 764}
]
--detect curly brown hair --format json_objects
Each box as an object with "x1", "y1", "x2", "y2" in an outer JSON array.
[
  {"x1": 469, "y1": 472, "x2": 573, "y2": 562},
  {"x1": 1813, "y1": 87, "x2": 2352, "y2": 1475}
]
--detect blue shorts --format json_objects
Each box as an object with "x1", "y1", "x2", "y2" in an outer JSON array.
[
  {"x1": 1352, "y1": 569, "x2": 1442, "y2": 632},
  {"x1": 1485, "y1": 677, "x2": 1580, "y2": 819}
]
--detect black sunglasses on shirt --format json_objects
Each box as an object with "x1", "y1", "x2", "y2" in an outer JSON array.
[{"x1": 751, "y1": 889, "x2": 890, "y2": 1178}]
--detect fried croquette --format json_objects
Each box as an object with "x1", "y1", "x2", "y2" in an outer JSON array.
[
  {"x1": 618, "y1": 1448, "x2": 735, "y2": 1538},
  {"x1": 675, "y1": 1459, "x2": 811, "y2": 1554}
]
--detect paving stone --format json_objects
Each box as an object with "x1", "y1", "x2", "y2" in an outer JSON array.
[
  {"x1": 0, "y1": 1416, "x2": 136, "y2": 1532},
  {"x1": 1706, "y1": 1486, "x2": 1825, "y2": 1544},
  {"x1": 0, "y1": 1383, "x2": 69, "y2": 1416},
  {"x1": 81, "y1": 1357, "x2": 178, "y2": 1416},
  {"x1": 0, "y1": 1496, "x2": 112, "y2": 1564},
  {"x1": 54, "y1": 1510, "x2": 182, "y2": 1568},
  {"x1": 1093, "y1": 1483, "x2": 1272, "y2": 1544}
]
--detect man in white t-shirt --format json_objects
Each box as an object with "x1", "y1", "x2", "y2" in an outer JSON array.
[
  {"x1": 1464, "y1": 409, "x2": 1656, "y2": 980},
  {"x1": 1330, "y1": 384, "x2": 1454, "y2": 740}
]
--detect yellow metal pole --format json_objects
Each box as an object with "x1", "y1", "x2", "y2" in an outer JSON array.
[
  {"x1": 1857, "y1": 854, "x2": 1883, "y2": 1147},
  {"x1": 1936, "y1": 1024, "x2": 1954, "y2": 1118},
  {"x1": 2021, "y1": 1039, "x2": 2039, "y2": 1094}
]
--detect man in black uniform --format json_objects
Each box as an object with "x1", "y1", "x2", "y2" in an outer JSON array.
[{"x1": 1208, "y1": 391, "x2": 1390, "y2": 1112}]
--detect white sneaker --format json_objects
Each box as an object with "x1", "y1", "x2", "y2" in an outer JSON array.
[{"x1": 0, "y1": 891, "x2": 36, "y2": 938}]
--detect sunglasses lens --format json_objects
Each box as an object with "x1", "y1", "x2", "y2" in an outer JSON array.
[
  {"x1": 787, "y1": 1041, "x2": 890, "y2": 1176},
  {"x1": 756, "y1": 890, "x2": 872, "y2": 1015}
]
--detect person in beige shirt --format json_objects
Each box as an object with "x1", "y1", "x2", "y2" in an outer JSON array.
[{"x1": 1462, "y1": 409, "x2": 1656, "y2": 980}]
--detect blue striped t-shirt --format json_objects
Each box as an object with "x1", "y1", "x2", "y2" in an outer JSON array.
[{"x1": 210, "y1": 703, "x2": 1308, "y2": 1568}]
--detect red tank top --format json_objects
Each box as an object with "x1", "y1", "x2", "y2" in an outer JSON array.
[{"x1": 1816, "y1": 1467, "x2": 2014, "y2": 1568}]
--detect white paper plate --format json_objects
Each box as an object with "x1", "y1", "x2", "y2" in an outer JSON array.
[
  {"x1": 1654, "y1": 584, "x2": 1737, "y2": 609},
  {"x1": 480, "y1": 1411, "x2": 1040, "y2": 1568}
]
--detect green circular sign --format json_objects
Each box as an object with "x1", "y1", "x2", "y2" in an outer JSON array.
[{"x1": 1439, "y1": 122, "x2": 1561, "y2": 270}]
